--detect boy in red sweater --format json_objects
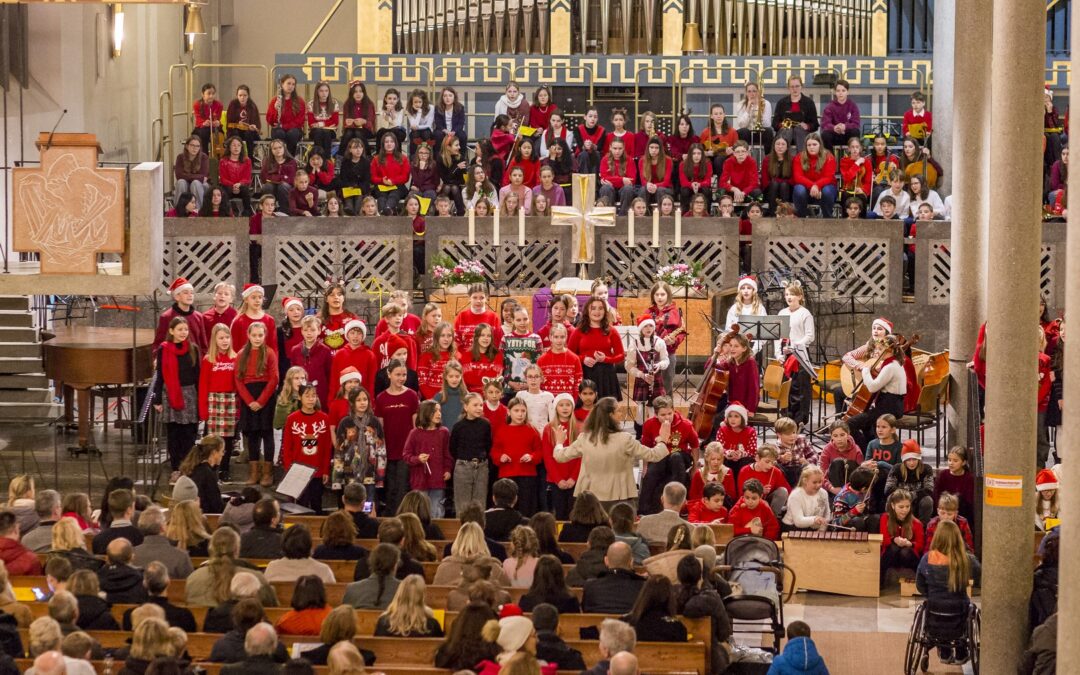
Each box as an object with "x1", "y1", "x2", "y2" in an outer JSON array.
[
  {"x1": 329, "y1": 319, "x2": 377, "y2": 399},
  {"x1": 719, "y1": 141, "x2": 762, "y2": 204},
  {"x1": 290, "y1": 315, "x2": 333, "y2": 409},
  {"x1": 371, "y1": 303, "x2": 418, "y2": 369},
  {"x1": 282, "y1": 385, "x2": 334, "y2": 513},
  {"x1": 728, "y1": 479, "x2": 779, "y2": 539},
  {"x1": 901, "y1": 92, "x2": 932, "y2": 144},
  {"x1": 688, "y1": 482, "x2": 728, "y2": 524},
  {"x1": 375, "y1": 290, "x2": 422, "y2": 337},
  {"x1": 454, "y1": 285, "x2": 501, "y2": 349},
  {"x1": 736, "y1": 445, "x2": 792, "y2": 518},
  {"x1": 638, "y1": 396, "x2": 699, "y2": 515},
  {"x1": 155, "y1": 277, "x2": 207, "y2": 353}
]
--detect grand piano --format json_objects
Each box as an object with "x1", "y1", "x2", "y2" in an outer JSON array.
[{"x1": 43, "y1": 326, "x2": 155, "y2": 452}]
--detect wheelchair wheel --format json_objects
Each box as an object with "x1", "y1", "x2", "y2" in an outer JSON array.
[
  {"x1": 905, "y1": 604, "x2": 927, "y2": 675},
  {"x1": 968, "y1": 607, "x2": 981, "y2": 675}
]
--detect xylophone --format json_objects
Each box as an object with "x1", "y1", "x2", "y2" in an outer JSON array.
[{"x1": 781, "y1": 530, "x2": 883, "y2": 597}]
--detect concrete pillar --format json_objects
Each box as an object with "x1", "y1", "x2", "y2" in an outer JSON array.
[
  {"x1": 944, "y1": 0, "x2": 989, "y2": 449},
  {"x1": 981, "y1": 1, "x2": 1046, "y2": 671},
  {"x1": 1055, "y1": 2, "x2": 1080, "y2": 662},
  {"x1": 931, "y1": 0, "x2": 954, "y2": 196}
]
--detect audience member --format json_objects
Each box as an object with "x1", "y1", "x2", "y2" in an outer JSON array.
[
  {"x1": 767, "y1": 621, "x2": 828, "y2": 675},
  {"x1": 92, "y1": 490, "x2": 143, "y2": 555},
  {"x1": 221, "y1": 622, "x2": 284, "y2": 675},
  {"x1": 352, "y1": 517, "x2": 425, "y2": 581},
  {"x1": 531, "y1": 603, "x2": 585, "y2": 670},
  {"x1": 342, "y1": 484, "x2": 381, "y2": 538},
  {"x1": 132, "y1": 506, "x2": 194, "y2": 579},
  {"x1": 22, "y1": 490, "x2": 62, "y2": 553},
  {"x1": 636, "y1": 482, "x2": 691, "y2": 546},
  {"x1": 580, "y1": 619, "x2": 636, "y2": 675},
  {"x1": 98, "y1": 539, "x2": 148, "y2": 604},
  {"x1": 566, "y1": 527, "x2": 616, "y2": 587},
  {"x1": 343, "y1": 543, "x2": 402, "y2": 609},
  {"x1": 274, "y1": 575, "x2": 331, "y2": 636},
  {"x1": 46, "y1": 518, "x2": 102, "y2": 572},
  {"x1": 121, "y1": 562, "x2": 197, "y2": 632},
  {"x1": 264, "y1": 525, "x2": 336, "y2": 584},
  {"x1": 581, "y1": 542, "x2": 646, "y2": 614},
  {"x1": 239, "y1": 499, "x2": 284, "y2": 559},
  {"x1": 203, "y1": 572, "x2": 263, "y2": 634},
  {"x1": 208, "y1": 600, "x2": 287, "y2": 664},
  {"x1": 0, "y1": 510, "x2": 41, "y2": 575},
  {"x1": 186, "y1": 527, "x2": 278, "y2": 607},
  {"x1": 67, "y1": 570, "x2": 119, "y2": 630}
]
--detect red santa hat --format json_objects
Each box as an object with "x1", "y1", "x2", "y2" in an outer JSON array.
[
  {"x1": 901, "y1": 439, "x2": 922, "y2": 463},
  {"x1": 737, "y1": 275, "x2": 758, "y2": 292},
  {"x1": 241, "y1": 283, "x2": 265, "y2": 299},
  {"x1": 281, "y1": 296, "x2": 304, "y2": 312},
  {"x1": 338, "y1": 366, "x2": 362, "y2": 386},
  {"x1": 872, "y1": 317, "x2": 894, "y2": 335},
  {"x1": 169, "y1": 277, "x2": 194, "y2": 296},
  {"x1": 724, "y1": 401, "x2": 749, "y2": 425},
  {"x1": 1036, "y1": 469, "x2": 1059, "y2": 493},
  {"x1": 636, "y1": 314, "x2": 656, "y2": 331},
  {"x1": 344, "y1": 319, "x2": 368, "y2": 338}
]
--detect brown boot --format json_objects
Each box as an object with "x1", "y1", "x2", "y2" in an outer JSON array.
[
  {"x1": 260, "y1": 461, "x2": 274, "y2": 487},
  {"x1": 245, "y1": 461, "x2": 259, "y2": 485}
]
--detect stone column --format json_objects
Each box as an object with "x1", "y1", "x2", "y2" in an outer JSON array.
[
  {"x1": 981, "y1": 1, "x2": 1046, "y2": 671},
  {"x1": 931, "y1": 0, "x2": 954, "y2": 196},
  {"x1": 944, "y1": 0, "x2": 989, "y2": 449},
  {"x1": 1056, "y1": 1, "x2": 1080, "y2": 663}
]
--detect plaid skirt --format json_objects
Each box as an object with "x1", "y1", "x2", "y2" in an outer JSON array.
[
  {"x1": 206, "y1": 392, "x2": 238, "y2": 438},
  {"x1": 162, "y1": 384, "x2": 199, "y2": 425},
  {"x1": 632, "y1": 377, "x2": 666, "y2": 405}
]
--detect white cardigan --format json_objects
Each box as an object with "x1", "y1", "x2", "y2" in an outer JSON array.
[
  {"x1": 783, "y1": 487, "x2": 830, "y2": 529},
  {"x1": 774, "y1": 305, "x2": 815, "y2": 362}
]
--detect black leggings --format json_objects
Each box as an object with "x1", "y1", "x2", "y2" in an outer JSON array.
[
  {"x1": 219, "y1": 436, "x2": 236, "y2": 475},
  {"x1": 309, "y1": 128, "x2": 337, "y2": 155},
  {"x1": 339, "y1": 127, "x2": 374, "y2": 156},
  {"x1": 297, "y1": 476, "x2": 325, "y2": 514},
  {"x1": 441, "y1": 184, "x2": 465, "y2": 215},
  {"x1": 243, "y1": 429, "x2": 274, "y2": 462},
  {"x1": 549, "y1": 485, "x2": 575, "y2": 521},
  {"x1": 272, "y1": 127, "x2": 303, "y2": 156},
  {"x1": 166, "y1": 423, "x2": 198, "y2": 471},
  {"x1": 512, "y1": 476, "x2": 538, "y2": 516}
]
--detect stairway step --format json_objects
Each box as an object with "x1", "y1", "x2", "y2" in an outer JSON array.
[
  {"x1": 0, "y1": 401, "x2": 62, "y2": 421},
  {"x1": 0, "y1": 313, "x2": 32, "y2": 328},
  {"x1": 0, "y1": 297, "x2": 30, "y2": 311},
  {"x1": 0, "y1": 358, "x2": 45, "y2": 374},
  {"x1": 0, "y1": 374, "x2": 49, "y2": 388},
  {"x1": 0, "y1": 343, "x2": 41, "y2": 358},
  {"x1": 0, "y1": 327, "x2": 38, "y2": 343},
  {"x1": 0, "y1": 388, "x2": 53, "y2": 403}
]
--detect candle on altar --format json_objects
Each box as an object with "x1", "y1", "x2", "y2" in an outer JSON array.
[
  {"x1": 493, "y1": 207, "x2": 500, "y2": 244},
  {"x1": 467, "y1": 207, "x2": 476, "y2": 246},
  {"x1": 675, "y1": 207, "x2": 682, "y2": 246},
  {"x1": 627, "y1": 210, "x2": 635, "y2": 248},
  {"x1": 651, "y1": 207, "x2": 660, "y2": 248},
  {"x1": 518, "y1": 208, "x2": 526, "y2": 247}
]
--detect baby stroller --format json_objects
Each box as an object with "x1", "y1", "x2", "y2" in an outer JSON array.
[
  {"x1": 904, "y1": 599, "x2": 981, "y2": 674},
  {"x1": 718, "y1": 534, "x2": 791, "y2": 653}
]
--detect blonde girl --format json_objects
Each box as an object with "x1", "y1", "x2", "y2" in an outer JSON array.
[
  {"x1": 166, "y1": 499, "x2": 212, "y2": 556},
  {"x1": 375, "y1": 574, "x2": 443, "y2": 637},
  {"x1": 690, "y1": 441, "x2": 734, "y2": 503},
  {"x1": 235, "y1": 321, "x2": 280, "y2": 486},
  {"x1": 360, "y1": 195, "x2": 379, "y2": 216},
  {"x1": 416, "y1": 322, "x2": 457, "y2": 400},
  {"x1": 915, "y1": 520, "x2": 977, "y2": 663},
  {"x1": 783, "y1": 464, "x2": 829, "y2": 531},
  {"x1": 518, "y1": 364, "x2": 554, "y2": 435},
  {"x1": 775, "y1": 281, "x2": 815, "y2": 425},
  {"x1": 433, "y1": 360, "x2": 470, "y2": 428},
  {"x1": 725, "y1": 275, "x2": 767, "y2": 356},
  {"x1": 274, "y1": 366, "x2": 309, "y2": 429},
  {"x1": 414, "y1": 302, "x2": 443, "y2": 354},
  {"x1": 503, "y1": 525, "x2": 540, "y2": 588},
  {"x1": 230, "y1": 283, "x2": 278, "y2": 354},
  {"x1": 542, "y1": 392, "x2": 580, "y2": 519}
]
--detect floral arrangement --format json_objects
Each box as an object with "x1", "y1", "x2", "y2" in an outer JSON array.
[
  {"x1": 655, "y1": 261, "x2": 705, "y2": 291},
  {"x1": 429, "y1": 254, "x2": 487, "y2": 286}
]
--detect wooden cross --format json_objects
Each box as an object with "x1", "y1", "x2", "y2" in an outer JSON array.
[
  {"x1": 12, "y1": 133, "x2": 125, "y2": 275},
  {"x1": 551, "y1": 173, "x2": 616, "y2": 279}
]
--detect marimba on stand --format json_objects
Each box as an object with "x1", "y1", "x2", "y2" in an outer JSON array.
[{"x1": 781, "y1": 530, "x2": 883, "y2": 597}]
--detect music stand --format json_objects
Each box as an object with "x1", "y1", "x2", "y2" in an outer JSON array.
[{"x1": 738, "y1": 314, "x2": 789, "y2": 344}]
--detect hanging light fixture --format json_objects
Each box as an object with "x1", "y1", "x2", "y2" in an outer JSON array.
[
  {"x1": 109, "y1": 4, "x2": 124, "y2": 58},
  {"x1": 184, "y1": 2, "x2": 206, "y2": 36}
]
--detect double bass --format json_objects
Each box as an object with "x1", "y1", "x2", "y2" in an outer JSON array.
[{"x1": 689, "y1": 326, "x2": 737, "y2": 439}]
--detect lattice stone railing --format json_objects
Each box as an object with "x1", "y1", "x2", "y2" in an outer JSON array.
[
  {"x1": 600, "y1": 236, "x2": 733, "y2": 292},
  {"x1": 437, "y1": 238, "x2": 564, "y2": 290},
  {"x1": 162, "y1": 219, "x2": 249, "y2": 299}
]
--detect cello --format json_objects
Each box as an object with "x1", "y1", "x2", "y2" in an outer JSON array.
[
  {"x1": 689, "y1": 326, "x2": 736, "y2": 439},
  {"x1": 843, "y1": 334, "x2": 919, "y2": 420}
]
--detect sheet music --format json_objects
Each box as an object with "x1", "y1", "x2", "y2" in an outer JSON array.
[{"x1": 275, "y1": 463, "x2": 316, "y2": 500}]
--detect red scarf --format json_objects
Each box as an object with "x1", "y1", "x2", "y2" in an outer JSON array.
[{"x1": 162, "y1": 340, "x2": 190, "y2": 410}]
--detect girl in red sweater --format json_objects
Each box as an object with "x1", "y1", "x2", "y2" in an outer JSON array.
[
  {"x1": 199, "y1": 324, "x2": 238, "y2": 481},
  {"x1": 536, "y1": 323, "x2": 582, "y2": 399},
  {"x1": 792, "y1": 132, "x2": 838, "y2": 218},
  {"x1": 493, "y1": 397, "x2": 542, "y2": 516},
  {"x1": 156, "y1": 317, "x2": 201, "y2": 477},
  {"x1": 528, "y1": 85, "x2": 559, "y2": 133},
  {"x1": 306, "y1": 81, "x2": 340, "y2": 156},
  {"x1": 219, "y1": 136, "x2": 252, "y2": 215},
  {"x1": 460, "y1": 323, "x2": 503, "y2": 393},
  {"x1": 715, "y1": 332, "x2": 760, "y2": 416},
  {"x1": 678, "y1": 143, "x2": 713, "y2": 210},
  {"x1": 453, "y1": 285, "x2": 500, "y2": 348},
  {"x1": 282, "y1": 385, "x2": 334, "y2": 513},
  {"x1": 736, "y1": 444, "x2": 792, "y2": 518},
  {"x1": 277, "y1": 297, "x2": 306, "y2": 384},
  {"x1": 690, "y1": 442, "x2": 736, "y2": 505},
  {"x1": 666, "y1": 114, "x2": 699, "y2": 165},
  {"x1": 266, "y1": 73, "x2": 306, "y2": 155},
  {"x1": 574, "y1": 379, "x2": 597, "y2": 423},
  {"x1": 235, "y1": 322, "x2": 280, "y2": 487},
  {"x1": 305, "y1": 150, "x2": 336, "y2": 199},
  {"x1": 567, "y1": 298, "x2": 625, "y2": 401},
  {"x1": 230, "y1": 283, "x2": 279, "y2": 355},
  {"x1": 371, "y1": 131, "x2": 411, "y2": 214},
  {"x1": 483, "y1": 379, "x2": 509, "y2": 434},
  {"x1": 839, "y1": 136, "x2": 872, "y2": 216},
  {"x1": 329, "y1": 319, "x2": 377, "y2": 399},
  {"x1": 715, "y1": 402, "x2": 757, "y2": 486},
  {"x1": 700, "y1": 103, "x2": 738, "y2": 174},
  {"x1": 504, "y1": 138, "x2": 541, "y2": 188},
  {"x1": 720, "y1": 140, "x2": 763, "y2": 204},
  {"x1": 637, "y1": 137, "x2": 674, "y2": 207},
  {"x1": 402, "y1": 400, "x2": 453, "y2": 517},
  {"x1": 762, "y1": 136, "x2": 794, "y2": 211},
  {"x1": 879, "y1": 489, "x2": 925, "y2": 579},
  {"x1": 599, "y1": 138, "x2": 638, "y2": 214},
  {"x1": 318, "y1": 282, "x2": 358, "y2": 354},
  {"x1": 542, "y1": 393, "x2": 581, "y2": 519},
  {"x1": 417, "y1": 322, "x2": 457, "y2": 400}
]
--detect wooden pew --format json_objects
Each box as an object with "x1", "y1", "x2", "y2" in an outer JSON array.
[
  {"x1": 17, "y1": 660, "x2": 697, "y2": 675},
  {"x1": 15, "y1": 631, "x2": 707, "y2": 674}
]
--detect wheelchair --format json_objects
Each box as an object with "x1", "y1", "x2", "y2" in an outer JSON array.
[{"x1": 904, "y1": 599, "x2": 980, "y2": 674}]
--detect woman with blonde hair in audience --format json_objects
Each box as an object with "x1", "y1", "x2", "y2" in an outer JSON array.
[
  {"x1": 165, "y1": 500, "x2": 211, "y2": 557},
  {"x1": 47, "y1": 517, "x2": 102, "y2": 572},
  {"x1": 434, "y1": 522, "x2": 512, "y2": 586},
  {"x1": 299, "y1": 605, "x2": 367, "y2": 666},
  {"x1": 328, "y1": 641, "x2": 369, "y2": 675},
  {"x1": 0, "y1": 560, "x2": 31, "y2": 626},
  {"x1": 643, "y1": 523, "x2": 695, "y2": 582},
  {"x1": 397, "y1": 490, "x2": 445, "y2": 539},
  {"x1": 314, "y1": 510, "x2": 367, "y2": 561},
  {"x1": 375, "y1": 574, "x2": 444, "y2": 637},
  {"x1": 503, "y1": 526, "x2": 540, "y2": 589},
  {"x1": 497, "y1": 650, "x2": 546, "y2": 675},
  {"x1": 6, "y1": 474, "x2": 38, "y2": 533},
  {"x1": 475, "y1": 615, "x2": 556, "y2": 675},
  {"x1": 60, "y1": 493, "x2": 98, "y2": 533},
  {"x1": 274, "y1": 575, "x2": 331, "y2": 636},
  {"x1": 398, "y1": 512, "x2": 438, "y2": 562},
  {"x1": 120, "y1": 617, "x2": 174, "y2": 675},
  {"x1": 68, "y1": 569, "x2": 119, "y2": 630},
  {"x1": 434, "y1": 601, "x2": 501, "y2": 670},
  {"x1": 185, "y1": 527, "x2": 278, "y2": 607}
]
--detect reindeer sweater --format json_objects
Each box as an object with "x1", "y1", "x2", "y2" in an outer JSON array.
[{"x1": 282, "y1": 408, "x2": 334, "y2": 478}]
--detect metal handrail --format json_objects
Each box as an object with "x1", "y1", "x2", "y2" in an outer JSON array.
[
  {"x1": 271, "y1": 62, "x2": 351, "y2": 102},
  {"x1": 839, "y1": 64, "x2": 931, "y2": 111},
  {"x1": 511, "y1": 63, "x2": 596, "y2": 108},
  {"x1": 675, "y1": 65, "x2": 759, "y2": 112},
  {"x1": 633, "y1": 65, "x2": 679, "y2": 129}
]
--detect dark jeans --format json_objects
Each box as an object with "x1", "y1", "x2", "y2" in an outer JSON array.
[
  {"x1": 297, "y1": 475, "x2": 325, "y2": 514},
  {"x1": 271, "y1": 127, "x2": 303, "y2": 156},
  {"x1": 793, "y1": 184, "x2": 838, "y2": 218},
  {"x1": 166, "y1": 423, "x2": 198, "y2": 471},
  {"x1": 225, "y1": 184, "x2": 253, "y2": 215},
  {"x1": 821, "y1": 128, "x2": 861, "y2": 153},
  {"x1": 243, "y1": 429, "x2": 274, "y2": 462},
  {"x1": 339, "y1": 127, "x2": 374, "y2": 156},
  {"x1": 377, "y1": 185, "x2": 408, "y2": 215},
  {"x1": 764, "y1": 181, "x2": 792, "y2": 212},
  {"x1": 785, "y1": 368, "x2": 813, "y2": 426},
  {"x1": 441, "y1": 184, "x2": 466, "y2": 215},
  {"x1": 549, "y1": 485, "x2": 575, "y2": 521},
  {"x1": 385, "y1": 459, "x2": 409, "y2": 514},
  {"x1": 512, "y1": 476, "x2": 538, "y2": 517},
  {"x1": 248, "y1": 242, "x2": 262, "y2": 284},
  {"x1": 260, "y1": 182, "x2": 291, "y2": 210},
  {"x1": 309, "y1": 128, "x2": 337, "y2": 155},
  {"x1": 599, "y1": 183, "x2": 638, "y2": 214},
  {"x1": 737, "y1": 126, "x2": 774, "y2": 151},
  {"x1": 232, "y1": 129, "x2": 261, "y2": 158}
]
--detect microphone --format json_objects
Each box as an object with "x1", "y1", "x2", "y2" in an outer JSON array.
[{"x1": 45, "y1": 109, "x2": 68, "y2": 151}]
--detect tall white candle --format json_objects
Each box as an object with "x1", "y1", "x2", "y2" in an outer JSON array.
[
  {"x1": 467, "y1": 207, "x2": 476, "y2": 246},
  {"x1": 493, "y1": 208, "x2": 500, "y2": 245},
  {"x1": 627, "y1": 210, "x2": 635, "y2": 248},
  {"x1": 675, "y1": 207, "x2": 682, "y2": 247},
  {"x1": 518, "y1": 208, "x2": 526, "y2": 247},
  {"x1": 651, "y1": 207, "x2": 660, "y2": 248}
]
